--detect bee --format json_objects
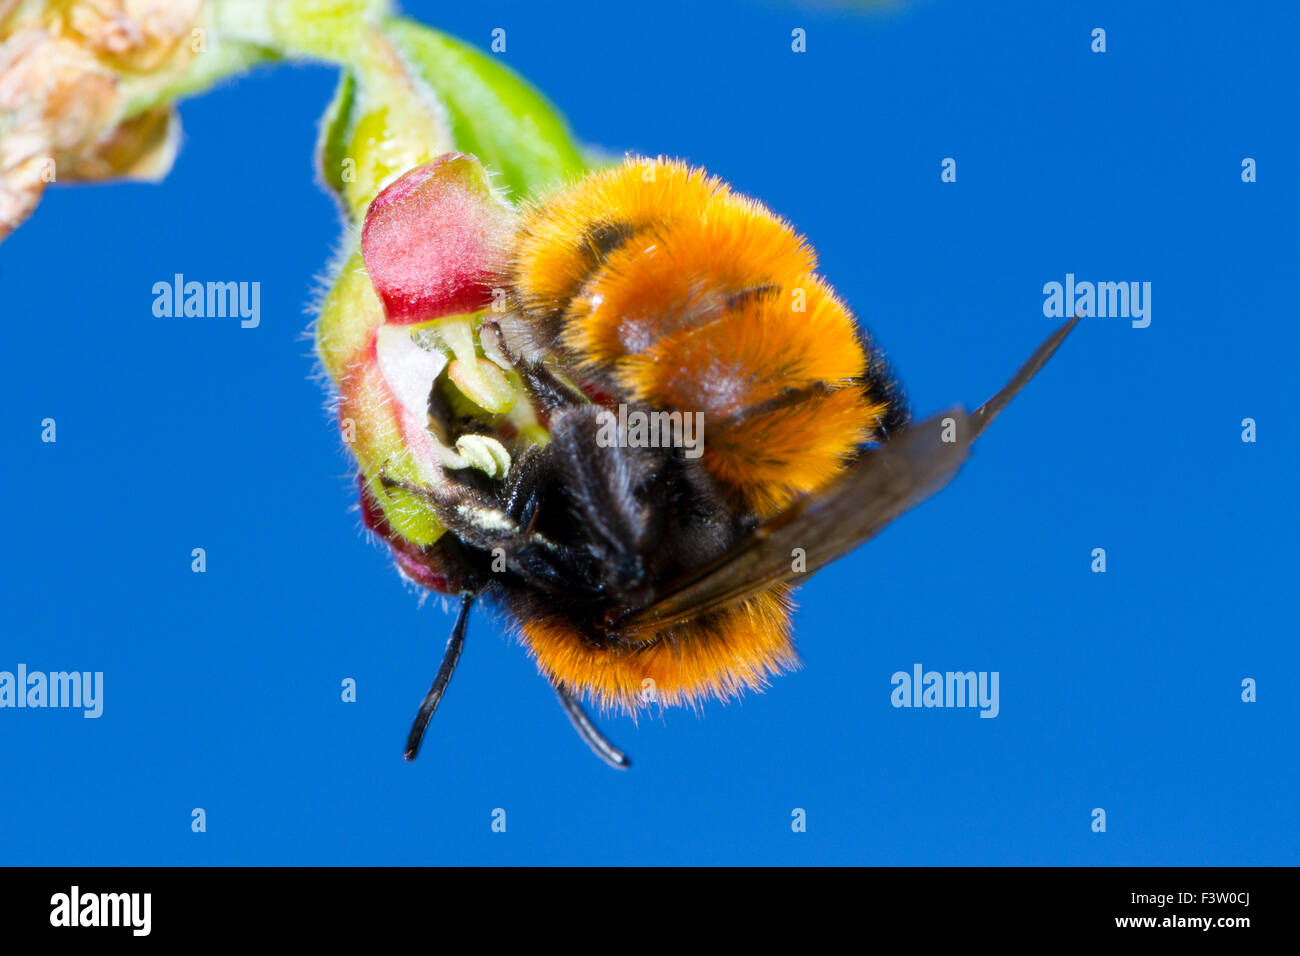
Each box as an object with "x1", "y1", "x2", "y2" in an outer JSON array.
[{"x1": 369, "y1": 156, "x2": 1077, "y2": 768}]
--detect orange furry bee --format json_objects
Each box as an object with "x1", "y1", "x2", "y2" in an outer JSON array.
[{"x1": 362, "y1": 155, "x2": 1076, "y2": 768}]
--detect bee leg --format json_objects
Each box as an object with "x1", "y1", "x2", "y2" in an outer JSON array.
[
  {"x1": 375, "y1": 466, "x2": 441, "y2": 502},
  {"x1": 514, "y1": 360, "x2": 591, "y2": 415},
  {"x1": 552, "y1": 680, "x2": 631, "y2": 770},
  {"x1": 404, "y1": 591, "x2": 476, "y2": 761},
  {"x1": 377, "y1": 466, "x2": 523, "y2": 552},
  {"x1": 376, "y1": 465, "x2": 604, "y2": 596}
]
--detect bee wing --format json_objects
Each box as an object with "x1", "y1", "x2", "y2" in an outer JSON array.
[
  {"x1": 968, "y1": 315, "x2": 1081, "y2": 440},
  {"x1": 608, "y1": 316, "x2": 1080, "y2": 639},
  {"x1": 607, "y1": 407, "x2": 969, "y2": 637}
]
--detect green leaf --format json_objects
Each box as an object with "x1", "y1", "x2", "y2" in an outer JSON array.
[
  {"x1": 317, "y1": 70, "x2": 358, "y2": 205},
  {"x1": 315, "y1": 19, "x2": 587, "y2": 217},
  {"x1": 382, "y1": 17, "x2": 588, "y2": 201}
]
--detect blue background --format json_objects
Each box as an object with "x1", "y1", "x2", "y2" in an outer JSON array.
[{"x1": 2, "y1": 0, "x2": 1296, "y2": 865}]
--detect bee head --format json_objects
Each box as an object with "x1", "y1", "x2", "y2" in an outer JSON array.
[{"x1": 487, "y1": 401, "x2": 749, "y2": 631}]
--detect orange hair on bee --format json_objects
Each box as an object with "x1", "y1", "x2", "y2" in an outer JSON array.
[
  {"x1": 560, "y1": 192, "x2": 819, "y2": 368},
  {"x1": 619, "y1": 275, "x2": 886, "y2": 516},
  {"x1": 510, "y1": 158, "x2": 724, "y2": 321},
  {"x1": 516, "y1": 587, "x2": 798, "y2": 713},
  {"x1": 508, "y1": 156, "x2": 904, "y2": 518}
]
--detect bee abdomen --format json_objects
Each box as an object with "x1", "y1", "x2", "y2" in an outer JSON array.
[{"x1": 510, "y1": 157, "x2": 905, "y2": 517}]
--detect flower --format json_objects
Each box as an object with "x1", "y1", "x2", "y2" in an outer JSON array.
[
  {"x1": 0, "y1": 0, "x2": 203, "y2": 240},
  {"x1": 317, "y1": 151, "x2": 539, "y2": 590}
]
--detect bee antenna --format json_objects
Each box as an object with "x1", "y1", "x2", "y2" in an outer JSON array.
[
  {"x1": 553, "y1": 680, "x2": 631, "y2": 770},
  {"x1": 404, "y1": 591, "x2": 476, "y2": 761}
]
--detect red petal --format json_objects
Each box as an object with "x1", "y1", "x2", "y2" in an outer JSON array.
[{"x1": 360, "y1": 152, "x2": 514, "y2": 324}]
